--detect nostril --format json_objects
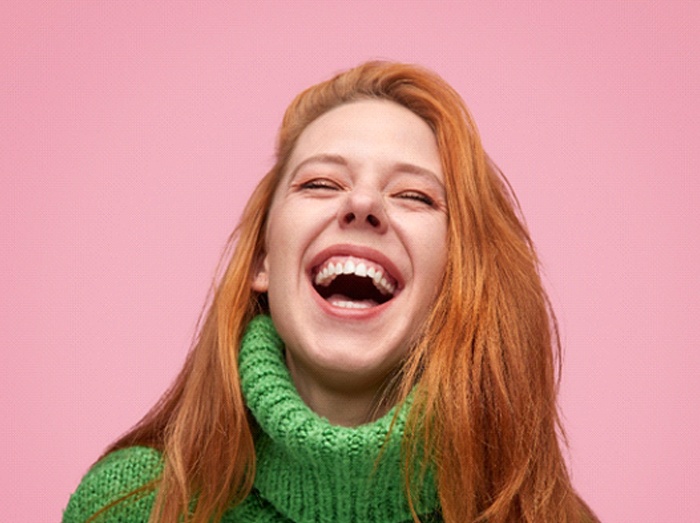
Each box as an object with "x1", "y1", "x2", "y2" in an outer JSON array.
[
  {"x1": 340, "y1": 210, "x2": 382, "y2": 228},
  {"x1": 367, "y1": 215, "x2": 380, "y2": 227}
]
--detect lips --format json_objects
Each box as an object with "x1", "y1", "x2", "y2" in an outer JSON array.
[{"x1": 308, "y1": 246, "x2": 403, "y2": 309}]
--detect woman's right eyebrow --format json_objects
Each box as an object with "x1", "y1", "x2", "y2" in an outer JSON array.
[{"x1": 288, "y1": 154, "x2": 348, "y2": 180}]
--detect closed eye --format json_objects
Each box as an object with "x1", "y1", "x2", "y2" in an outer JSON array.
[
  {"x1": 396, "y1": 191, "x2": 435, "y2": 207},
  {"x1": 299, "y1": 178, "x2": 342, "y2": 191}
]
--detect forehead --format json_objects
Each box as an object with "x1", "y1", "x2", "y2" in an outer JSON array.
[{"x1": 284, "y1": 99, "x2": 443, "y2": 181}]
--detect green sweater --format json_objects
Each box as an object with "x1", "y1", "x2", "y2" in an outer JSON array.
[{"x1": 63, "y1": 315, "x2": 439, "y2": 522}]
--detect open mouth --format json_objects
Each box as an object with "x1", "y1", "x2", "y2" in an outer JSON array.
[{"x1": 311, "y1": 256, "x2": 399, "y2": 310}]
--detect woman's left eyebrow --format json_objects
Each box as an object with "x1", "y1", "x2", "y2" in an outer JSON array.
[{"x1": 393, "y1": 162, "x2": 445, "y2": 189}]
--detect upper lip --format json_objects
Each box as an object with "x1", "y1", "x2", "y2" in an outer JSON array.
[{"x1": 307, "y1": 243, "x2": 404, "y2": 289}]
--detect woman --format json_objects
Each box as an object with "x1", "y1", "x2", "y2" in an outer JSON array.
[{"x1": 64, "y1": 62, "x2": 598, "y2": 522}]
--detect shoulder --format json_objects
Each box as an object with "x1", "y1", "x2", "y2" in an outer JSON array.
[{"x1": 63, "y1": 446, "x2": 163, "y2": 523}]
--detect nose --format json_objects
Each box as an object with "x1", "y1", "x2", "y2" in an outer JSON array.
[{"x1": 338, "y1": 186, "x2": 388, "y2": 233}]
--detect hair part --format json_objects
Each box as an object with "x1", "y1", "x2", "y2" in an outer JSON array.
[{"x1": 101, "y1": 61, "x2": 597, "y2": 523}]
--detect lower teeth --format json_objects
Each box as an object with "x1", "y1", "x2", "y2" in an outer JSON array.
[{"x1": 329, "y1": 299, "x2": 373, "y2": 309}]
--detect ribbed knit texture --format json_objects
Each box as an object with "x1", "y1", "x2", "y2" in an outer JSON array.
[
  {"x1": 63, "y1": 315, "x2": 439, "y2": 522},
  {"x1": 239, "y1": 315, "x2": 438, "y2": 522},
  {"x1": 63, "y1": 446, "x2": 162, "y2": 522}
]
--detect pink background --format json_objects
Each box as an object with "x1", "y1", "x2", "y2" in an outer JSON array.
[{"x1": 2, "y1": 1, "x2": 698, "y2": 521}]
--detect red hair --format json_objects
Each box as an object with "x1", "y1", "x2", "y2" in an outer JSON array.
[{"x1": 100, "y1": 62, "x2": 597, "y2": 522}]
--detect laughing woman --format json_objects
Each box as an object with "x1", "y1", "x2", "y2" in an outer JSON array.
[{"x1": 64, "y1": 62, "x2": 598, "y2": 523}]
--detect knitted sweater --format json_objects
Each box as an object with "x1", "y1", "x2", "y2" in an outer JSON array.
[{"x1": 63, "y1": 315, "x2": 439, "y2": 522}]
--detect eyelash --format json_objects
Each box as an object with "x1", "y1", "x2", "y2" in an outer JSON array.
[
  {"x1": 299, "y1": 179, "x2": 340, "y2": 191},
  {"x1": 299, "y1": 179, "x2": 436, "y2": 208},
  {"x1": 397, "y1": 191, "x2": 435, "y2": 207}
]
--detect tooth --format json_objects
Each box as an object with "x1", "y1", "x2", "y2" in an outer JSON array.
[
  {"x1": 344, "y1": 260, "x2": 355, "y2": 274},
  {"x1": 330, "y1": 299, "x2": 372, "y2": 309},
  {"x1": 327, "y1": 264, "x2": 335, "y2": 276},
  {"x1": 355, "y1": 263, "x2": 367, "y2": 277},
  {"x1": 353, "y1": 301, "x2": 370, "y2": 309},
  {"x1": 373, "y1": 269, "x2": 383, "y2": 284},
  {"x1": 379, "y1": 277, "x2": 390, "y2": 295},
  {"x1": 335, "y1": 262, "x2": 343, "y2": 274},
  {"x1": 387, "y1": 282, "x2": 396, "y2": 294},
  {"x1": 367, "y1": 266, "x2": 376, "y2": 278}
]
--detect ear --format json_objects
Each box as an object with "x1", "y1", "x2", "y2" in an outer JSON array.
[{"x1": 251, "y1": 254, "x2": 270, "y2": 292}]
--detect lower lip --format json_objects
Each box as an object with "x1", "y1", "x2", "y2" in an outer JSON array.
[{"x1": 309, "y1": 281, "x2": 394, "y2": 320}]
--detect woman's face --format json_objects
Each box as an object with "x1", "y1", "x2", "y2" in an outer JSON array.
[{"x1": 253, "y1": 99, "x2": 448, "y2": 399}]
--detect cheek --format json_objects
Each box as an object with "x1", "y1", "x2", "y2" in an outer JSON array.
[
  {"x1": 410, "y1": 217, "x2": 449, "y2": 278},
  {"x1": 263, "y1": 204, "x2": 326, "y2": 283},
  {"x1": 258, "y1": 215, "x2": 291, "y2": 292},
  {"x1": 264, "y1": 202, "x2": 302, "y2": 255}
]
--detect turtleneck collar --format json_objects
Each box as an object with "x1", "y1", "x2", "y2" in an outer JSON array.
[{"x1": 238, "y1": 315, "x2": 438, "y2": 523}]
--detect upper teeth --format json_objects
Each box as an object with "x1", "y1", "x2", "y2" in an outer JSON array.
[{"x1": 314, "y1": 257, "x2": 397, "y2": 296}]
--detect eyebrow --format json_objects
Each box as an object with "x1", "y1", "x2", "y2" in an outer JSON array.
[
  {"x1": 287, "y1": 154, "x2": 349, "y2": 181},
  {"x1": 392, "y1": 162, "x2": 444, "y2": 188},
  {"x1": 288, "y1": 154, "x2": 444, "y2": 188}
]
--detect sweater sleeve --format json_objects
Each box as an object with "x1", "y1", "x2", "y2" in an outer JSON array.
[{"x1": 62, "y1": 446, "x2": 163, "y2": 523}]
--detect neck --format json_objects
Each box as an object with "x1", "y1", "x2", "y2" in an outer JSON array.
[
  {"x1": 284, "y1": 351, "x2": 398, "y2": 427},
  {"x1": 289, "y1": 368, "x2": 386, "y2": 426}
]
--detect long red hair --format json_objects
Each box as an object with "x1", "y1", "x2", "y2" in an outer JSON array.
[{"x1": 101, "y1": 61, "x2": 597, "y2": 522}]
